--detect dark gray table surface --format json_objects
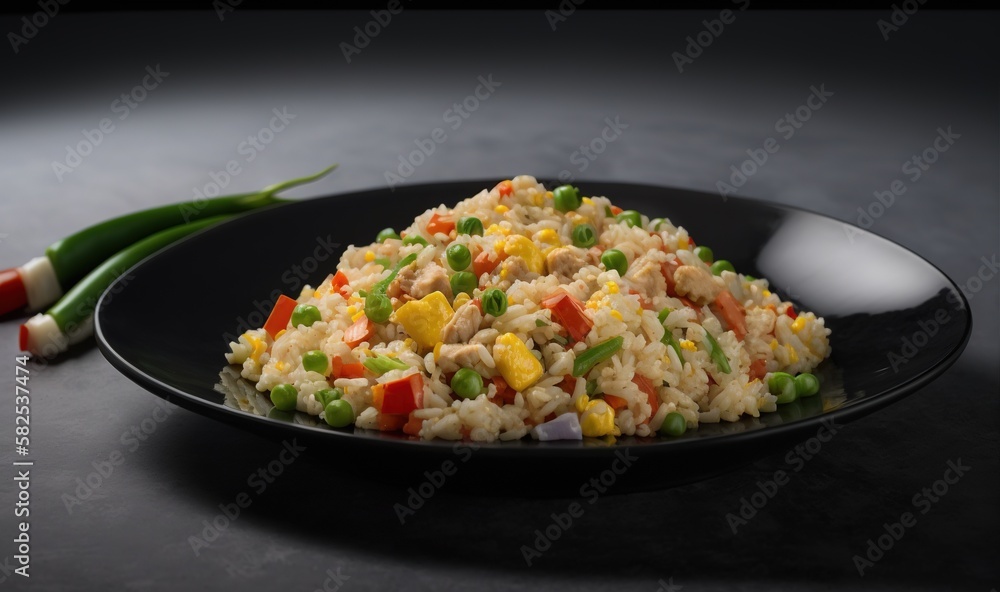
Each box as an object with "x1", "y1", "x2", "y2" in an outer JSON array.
[{"x1": 0, "y1": 9, "x2": 997, "y2": 592}]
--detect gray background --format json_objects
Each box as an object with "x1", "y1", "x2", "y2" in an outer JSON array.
[{"x1": 0, "y1": 9, "x2": 997, "y2": 591}]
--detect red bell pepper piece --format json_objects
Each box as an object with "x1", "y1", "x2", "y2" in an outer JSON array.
[
  {"x1": 344, "y1": 315, "x2": 376, "y2": 348},
  {"x1": 331, "y1": 356, "x2": 366, "y2": 379},
  {"x1": 540, "y1": 291, "x2": 593, "y2": 342},
  {"x1": 496, "y1": 180, "x2": 513, "y2": 197},
  {"x1": 263, "y1": 295, "x2": 297, "y2": 338},
  {"x1": 603, "y1": 394, "x2": 628, "y2": 411},
  {"x1": 331, "y1": 270, "x2": 352, "y2": 299},
  {"x1": 378, "y1": 413, "x2": 408, "y2": 432},
  {"x1": 426, "y1": 212, "x2": 455, "y2": 236},
  {"x1": 378, "y1": 374, "x2": 424, "y2": 415}
]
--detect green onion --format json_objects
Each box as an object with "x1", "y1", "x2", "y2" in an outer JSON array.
[
  {"x1": 4, "y1": 165, "x2": 337, "y2": 317},
  {"x1": 551, "y1": 334, "x2": 569, "y2": 346},
  {"x1": 585, "y1": 379, "x2": 599, "y2": 396},
  {"x1": 701, "y1": 330, "x2": 732, "y2": 373},
  {"x1": 572, "y1": 336, "x2": 624, "y2": 377},
  {"x1": 535, "y1": 319, "x2": 549, "y2": 327},
  {"x1": 362, "y1": 354, "x2": 409, "y2": 375},
  {"x1": 364, "y1": 253, "x2": 418, "y2": 323},
  {"x1": 376, "y1": 228, "x2": 401, "y2": 243},
  {"x1": 20, "y1": 216, "x2": 226, "y2": 356}
]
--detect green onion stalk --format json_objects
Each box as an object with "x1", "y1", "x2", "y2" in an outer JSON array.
[{"x1": 2, "y1": 165, "x2": 337, "y2": 316}]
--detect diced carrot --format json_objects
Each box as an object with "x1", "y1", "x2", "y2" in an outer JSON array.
[
  {"x1": 263, "y1": 295, "x2": 298, "y2": 338},
  {"x1": 402, "y1": 412, "x2": 424, "y2": 437},
  {"x1": 332, "y1": 355, "x2": 366, "y2": 379},
  {"x1": 749, "y1": 358, "x2": 767, "y2": 381},
  {"x1": 557, "y1": 375, "x2": 577, "y2": 395},
  {"x1": 713, "y1": 289, "x2": 747, "y2": 341},
  {"x1": 473, "y1": 250, "x2": 504, "y2": 279},
  {"x1": 331, "y1": 270, "x2": 352, "y2": 299},
  {"x1": 492, "y1": 376, "x2": 516, "y2": 405},
  {"x1": 371, "y1": 384, "x2": 384, "y2": 411},
  {"x1": 344, "y1": 315, "x2": 375, "y2": 348},
  {"x1": 471, "y1": 297, "x2": 483, "y2": 314},
  {"x1": 540, "y1": 290, "x2": 593, "y2": 342},
  {"x1": 632, "y1": 374, "x2": 659, "y2": 425},
  {"x1": 426, "y1": 212, "x2": 455, "y2": 235},
  {"x1": 496, "y1": 180, "x2": 513, "y2": 197},
  {"x1": 610, "y1": 205, "x2": 623, "y2": 215},
  {"x1": 378, "y1": 413, "x2": 408, "y2": 432},
  {"x1": 603, "y1": 394, "x2": 628, "y2": 411},
  {"x1": 380, "y1": 374, "x2": 424, "y2": 414}
]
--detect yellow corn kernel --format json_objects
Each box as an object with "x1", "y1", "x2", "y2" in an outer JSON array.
[
  {"x1": 274, "y1": 330, "x2": 286, "y2": 340},
  {"x1": 546, "y1": 191, "x2": 554, "y2": 199},
  {"x1": 787, "y1": 345, "x2": 799, "y2": 363},
  {"x1": 769, "y1": 338, "x2": 779, "y2": 351},
  {"x1": 586, "y1": 299, "x2": 599, "y2": 309},
  {"x1": 499, "y1": 267, "x2": 508, "y2": 279},
  {"x1": 433, "y1": 342, "x2": 443, "y2": 362},
  {"x1": 364, "y1": 250, "x2": 375, "y2": 262},
  {"x1": 575, "y1": 394, "x2": 590, "y2": 413},
  {"x1": 493, "y1": 332, "x2": 544, "y2": 392},
  {"x1": 313, "y1": 290, "x2": 322, "y2": 298},
  {"x1": 580, "y1": 400, "x2": 616, "y2": 437},
  {"x1": 678, "y1": 236, "x2": 689, "y2": 250},
  {"x1": 605, "y1": 281, "x2": 619, "y2": 294},
  {"x1": 494, "y1": 204, "x2": 510, "y2": 214},
  {"x1": 453, "y1": 292, "x2": 471, "y2": 309},
  {"x1": 582, "y1": 197, "x2": 594, "y2": 205},
  {"x1": 275, "y1": 361, "x2": 288, "y2": 372},
  {"x1": 349, "y1": 296, "x2": 363, "y2": 304},
  {"x1": 346, "y1": 306, "x2": 357, "y2": 315},
  {"x1": 536, "y1": 228, "x2": 561, "y2": 246},
  {"x1": 532, "y1": 192, "x2": 544, "y2": 206},
  {"x1": 680, "y1": 339, "x2": 697, "y2": 352},
  {"x1": 486, "y1": 225, "x2": 510, "y2": 237},
  {"x1": 503, "y1": 235, "x2": 545, "y2": 274},
  {"x1": 610, "y1": 310, "x2": 623, "y2": 321},
  {"x1": 791, "y1": 316, "x2": 807, "y2": 333},
  {"x1": 394, "y1": 291, "x2": 455, "y2": 349},
  {"x1": 762, "y1": 289, "x2": 772, "y2": 298},
  {"x1": 247, "y1": 334, "x2": 267, "y2": 363},
  {"x1": 351, "y1": 309, "x2": 365, "y2": 322},
  {"x1": 403, "y1": 338, "x2": 414, "y2": 350}
]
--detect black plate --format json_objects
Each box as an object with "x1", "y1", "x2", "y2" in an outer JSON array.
[{"x1": 95, "y1": 180, "x2": 972, "y2": 495}]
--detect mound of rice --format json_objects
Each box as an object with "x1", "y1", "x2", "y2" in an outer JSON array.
[{"x1": 226, "y1": 175, "x2": 831, "y2": 442}]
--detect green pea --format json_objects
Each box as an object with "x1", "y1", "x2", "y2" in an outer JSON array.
[
  {"x1": 482, "y1": 288, "x2": 508, "y2": 317},
  {"x1": 446, "y1": 243, "x2": 472, "y2": 271},
  {"x1": 710, "y1": 260, "x2": 735, "y2": 276},
  {"x1": 572, "y1": 223, "x2": 597, "y2": 248},
  {"x1": 794, "y1": 372, "x2": 820, "y2": 397},
  {"x1": 376, "y1": 228, "x2": 400, "y2": 243},
  {"x1": 402, "y1": 235, "x2": 428, "y2": 247},
  {"x1": 768, "y1": 372, "x2": 797, "y2": 404},
  {"x1": 302, "y1": 350, "x2": 328, "y2": 374},
  {"x1": 314, "y1": 387, "x2": 343, "y2": 407},
  {"x1": 450, "y1": 271, "x2": 477, "y2": 296},
  {"x1": 659, "y1": 411, "x2": 687, "y2": 437},
  {"x1": 324, "y1": 399, "x2": 354, "y2": 428},
  {"x1": 270, "y1": 384, "x2": 298, "y2": 411},
  {"x1": 616, "y1": 210, "x2": 642, "y2": 228},
  {"x1": 649, "y1": 218, "x2": 669, "y2": 231},
  {"x1": 365, "y1": 291, "x2": 393, "y2": 323},
  {"x1": 601, "y1": 249, "x2": 628, "y2": 277},
  {"x1": 553, "y1": 185, "x2": 581, "y2": 212},
  {"x1": 457, "y1": 216, "x2": 484, "y2": 236},
  {"x1": 451, "y1": 368, "x2": 484, "y2": 399},
  {"x1": 694, "y1": 245, "x2": 714, "y2": 263},
  {"x1": 290, "y1": 304, "x2": 321, "y2": 328}
]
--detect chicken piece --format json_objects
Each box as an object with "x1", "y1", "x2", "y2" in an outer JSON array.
[
  {"x1": 410, "y1": 263, "x2": 453, "y2": 300},
  {"x1": 502, "y1": 256, "x2": 538, "y2": 283},
  {"x1": 440, "y1": 302, "x2": 483, "y2": 344},
  {"x1": 387, "y1": 265, "x2": 416, "y2": 298},
  {"x1": 673, "y1": 264, "x2": 721, "y2": 305},
  {"x1": 437, "y1": 343, "x2": 484, "y2": 373},
  {"x1": 545, "y1": 247, "x2": 589, "y2": 283},
  {"x1": 626, "y1": 257, "x2": 666, "y2": 299}
]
